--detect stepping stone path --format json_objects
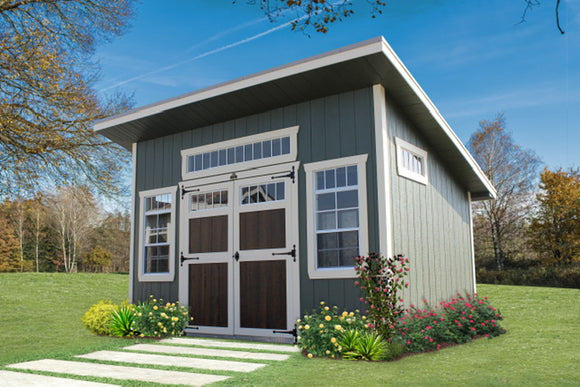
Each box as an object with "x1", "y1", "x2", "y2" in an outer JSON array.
[{"x1": 3, "y1": 337, "x2": 298, "y2": 386}]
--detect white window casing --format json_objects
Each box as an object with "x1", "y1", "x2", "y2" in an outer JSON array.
[
  {"x1": 395, "y1": 137, "x2": 428, "y2": 185},
  {"x1": 138, "y1": 186, "x2": 176, "y2": 282},
  {"x1": 304, "y1": 154, "x2": 369, "y2": 279},
  {"x1": 181, "y1": 126, "x2": 299, "y2": 181}
]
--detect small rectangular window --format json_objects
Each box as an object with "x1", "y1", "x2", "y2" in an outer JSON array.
[{"x1": 395, "y1": 138, "x2": 428, "y2": 185}]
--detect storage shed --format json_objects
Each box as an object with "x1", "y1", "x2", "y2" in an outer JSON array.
[{"x1": 95, "y1": 36, "x2": 496, "y2": 342}]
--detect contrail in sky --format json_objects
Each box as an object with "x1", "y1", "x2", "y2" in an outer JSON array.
[{"x1": 100, "y1": 19, "x2": 295, "y2": 91}]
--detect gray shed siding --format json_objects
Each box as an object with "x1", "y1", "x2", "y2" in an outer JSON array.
[
  {"x1": 131, "y1": 88, "x2": 375, "y2": 312},
  {"x1": 385, "y1": 97, "x2": 475, "y2": 307}
]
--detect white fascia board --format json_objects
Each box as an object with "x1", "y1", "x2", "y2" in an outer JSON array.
[
  {"x1": 94, "y1": 37, "x2": 385, "y2": 132},
  {"x1": 378, "y1": 39, "x2": 497, "y2": 199}
]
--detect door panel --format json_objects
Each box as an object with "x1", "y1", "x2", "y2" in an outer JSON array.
[
  {"x1": 239, "y1": 260, "x2": 286, "y2": 329},
  {"x1": 189, "y1": 263, "x2": 228, "y2": 327},
  {"x1": 239, "y1": 209, "x2": 286, "y2": 250},
  {"x1": 189, "y1": 215, "x2": 229, "y2": 253}
]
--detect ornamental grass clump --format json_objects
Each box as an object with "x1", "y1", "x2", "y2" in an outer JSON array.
[
  {"x1": 109, "y1": 304, "x2": 136, "y2": 337},
  {"x1": 133, "y1": 295, "x2": 190, "y2": 338},
  {"x1": 396, "y1": 294, "x2": 506, "y2": 353},
  {"x1": 297, "y1": 302, "x2": 369, "y2": 358}
]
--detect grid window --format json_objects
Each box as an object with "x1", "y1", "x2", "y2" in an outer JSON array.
[
  {"x1": 143, "y1": 193, "x2": 172, "y2": 274},
  {"x1": 396, "y1": 138, "x2": 428, "y2": 185},
  {"x1": 314, "y1": 165, "x2": 360, "y2": 269}
]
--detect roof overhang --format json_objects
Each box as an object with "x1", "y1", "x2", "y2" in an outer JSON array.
[{"x1": 95, "y1": 36, "x2": 496, "y2": 200}]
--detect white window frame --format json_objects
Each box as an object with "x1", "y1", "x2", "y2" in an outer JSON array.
[
  {"x1": 181, "y1": 126, "x2": 299, "y2": 181},
  {"x1": 304, "y1": 154, "x2": 369, "y2": 279},
  {"x1": 395, "y1": 137, "x2": 428, "y2": 185},
  {"x1": 138, "y1": 186, "x2": 176, "y2": 282}
]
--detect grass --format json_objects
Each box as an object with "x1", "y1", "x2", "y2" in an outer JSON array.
[{"x1": 0, "y1": 273, "x2": 578, "y2": 385}]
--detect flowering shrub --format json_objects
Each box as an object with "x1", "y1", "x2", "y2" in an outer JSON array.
[
  {"x1": 297, "y1": 302, "x2": 369, "y2": 358},
  {"x1": 354, "y1": 253, "x2": 409, "y2": 340},
  {"x1": 396, "y1": 294, "x2": 506, "y2": 352},
  {"x1": 133, "y1": 295, "x2": 190, "y2": 338},
  {"x1": 81, "y1": 300, "x2": 119, "y2": 335}
]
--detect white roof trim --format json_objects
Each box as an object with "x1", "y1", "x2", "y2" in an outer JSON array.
[{"x1": 94, "y1": 37, "x2": 385, "y2": 131}]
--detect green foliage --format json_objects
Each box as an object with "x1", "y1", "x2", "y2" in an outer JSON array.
[
  {"x1": 81, "y1": 300, "x2": 119, "y2": 336},
  {"x1": 337, "y1": 328, "x2": 361, "y2": 354},
  {"x1": 477, "y1": 263, "x2": 580, "y2": 289},
  {"x1": 354, "y1": 253, "x2": 409, "y2": 340},
  {"x1": 342, "y1": 331, "x2": 386, "y2": 361},
  {"x1": 109, "y1": 305, "x2": 136, "y2": 337},
  {"x1": 84, "y1": 245, "x2": 112, "y2": 272},
  {"x1": 133, "y1": 295, "x2": 190, "y2": 338},
  {"x1": 297, "y1": 302, "x2": 369, "y2": 358},
  {"x1": 396, "y1": 294, "x2": 506, "y2": 353}
]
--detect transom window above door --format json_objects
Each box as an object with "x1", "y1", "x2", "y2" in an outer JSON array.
[{"x1": 181, "y1": 126, "x2": 298, "y2": 180}]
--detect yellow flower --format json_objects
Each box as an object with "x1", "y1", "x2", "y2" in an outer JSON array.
[
  {"x1": 308, "y1": 353, "x2": 313, "y2": 358},
  {"x1": 153, "y1": 306, "x2": 158, "y2": 310},
  {"x1": 304, "y1": 324, "x2": 310, "y2": 330},
  {"x1": 330, "y1": 337, "x2": 337, "y2": 343},
  {"x1": 149, "y1": 312, "x2": 153, "y2": 316},
  {"x1": 349, "y1": 312, "x2": 354, "y2": 317},
  {"x1": 325, "y1": 350, "x2": 330, "y2": 355},
  {"x1": 362, "y1": 316, "x2": 366, "y2": 320},
  {"x1": 172, "y1": 316, "x2": 179, "y2": 322},
  {"x1": 140, "y1": 333, "x2": 145, "y2": 337},
  {"x1": 158, "y1": 322, "x2": 163, "y2": 327},
  {"x1": 166, "y1": 303, "x2": 171, "y2": 307},
  {"x1": 342, "y1": 311, "x2": 348, "y2": 317},
  {"x1": 325, "y1": 315, "x2": 331, "y2": 321},
  {"x1": 297, "y1": 319, "x2": 301, "y2": 323},
  {"x1": 324, "y1": 306, "x2": 329, "y2": 311},
  {"x1": 298, "y1": 325, "x2": 303, "y2": 329},
  {"x1": 320, "y1": 301, "x2": 325, "y2": 305},
  {"x1": 319, "y1": 323, "x2": 324, "y2": 328},
  {"x1": 153, "y1": 299, "x2": 157, "y2": 303},
  {"x1": 335, "y1": 325, "x2": 342, "y2": 331}
]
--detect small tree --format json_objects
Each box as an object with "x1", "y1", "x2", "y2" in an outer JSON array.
[
  {"x1": 0, "y1": 216, "x2": 22, "y2": 272},
  {"x1": 529, "y1": 168, "x2": 580, "y2": 264},
  {"x1": 85, "y1": 245, "x2": 112, "y2": 272}
]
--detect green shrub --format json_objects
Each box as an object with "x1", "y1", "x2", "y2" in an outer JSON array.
[
  {"x1": 477, "y1": 263, "x2": 580, "y2": 289},
  {"x1": 396, "y1": 294, "x2": 506, "y2": 352},
  {"x1": 109, "y1": 305, "x2": 136, "y2": 337},
  {"x1": 342, "y1": 331, "x2": 386, "y2": 361},
  {"x1": 133, "y1": 295, "x2": 190, "y2": 338},
  {"x1": 81, "y1": 300, "x2": 119, "y2": 335},
  {"x1": 297, "y1": 302, "x2": 369, "y2": 358}
]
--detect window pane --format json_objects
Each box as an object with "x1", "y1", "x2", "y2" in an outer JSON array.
[
  {"x1": 272, "y1": 138, "x2": 281, "y2": 156},
  {"x1": 317, "y1": 233, "x2": 338, "y2": 249},
  {"x1": 316, "y1": 171, "x2": 325, "y2": 190},
  {"x1": 339, "y1": 248, "x2": 357, "y2": 267},
  {"x1": 195, "y1": 154, "x2": 203, "y2": 171},
  {"x1": 245, "y1": 144, "x2": 253, "y2": 161},
  {"x1": 219, "y1": 149, "x2": 227, "y2": 166},
  {"x1": 249, "y1": 186, "x2": 257, "y2": 203},
  {"x1": 188, "y1": 156, "x2": 195, "y2": 173},
  {"x1": 317, "y1": 212, "x2": 336, "y2": 230},
  {"x1": 339, "y1": 231, "x2": 358, "y2": 248},
  {"x1": 227, "y1": 147, "x2": 235, "y2": 165},
  {"x1": 281, "y1": 136, "x2": 290, "y2": 154},
  {"x1": 210, "y1": 151, "x2": 218, "y2": 168},
  {"x1": 347, "y1": 165, "x2": 357, "y2": 186},
  {"x1": 266, "y1": 183, "x2": 276, "y2": 201},
  {"x1": 325, "y1": 169, "x2": 335, "y2": 189},
  {"x1": 276, "y1": 182, "x2": 284, "y2": 200},
  {"x1": 338, "y1": 209, "x2": 359, "y2": 228},
  {"x1": 236, "y1": 146, "x2": 244, "y2": 163},
  {"x1": 262, "y1": 140, "x2": 271, "y2": 158},
  {"x1": 203, "y1": 153, "x2": 210, "y2": 170},
  {"x1": 336, "y1": 167, "x2": 346, "y2": 187},
  {"x1": 253, "y1": 142, "x2": 262, "y2": 159},
  {"x1": 241, "y1": 187, "x2": 249, "y2": 204},
  {"x1": 337, "y1": 190, "x2": 358, "y2": 209},
  {"x1": 318, "y1": 249, "x2": 339, "y2": 268},
  {"x1": 316, "y1": 193, "x2": 335, "y2": 211},
  {"x1": 198, "y1": 194, "x2": 207, "y2": 211}
]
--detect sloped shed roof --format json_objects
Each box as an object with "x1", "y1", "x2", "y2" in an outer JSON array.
[{"x1": 95, "y1": 36, "x2": 495, "y2": 199}]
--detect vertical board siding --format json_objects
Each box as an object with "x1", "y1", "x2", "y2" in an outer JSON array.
[
  {"x1": 385, "y1": 96, "x2": 474, "y2": 307},
  {"x1": 132, "y1": 88, "x2": 373, "y2": 312}
]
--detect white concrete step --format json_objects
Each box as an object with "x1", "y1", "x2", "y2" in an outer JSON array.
[
  {"x1": 161, "y1": 338, "x2": 300, "y2": 353},
  {"x1": 0, "y1": 370, "x2": 118, "y2": 387},
  {"x1": 8, "y1": 359, "x2": 229, "y2": 386},
  {"x1": 77, "y1": 350, "x2": 265, "y2": 372},
  {"x1": 124, "y1": 343, "x2": 290, "y2": 361}
]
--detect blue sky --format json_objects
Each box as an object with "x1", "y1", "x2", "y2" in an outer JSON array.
[{"x1": 95, "y1": 0, "x2": 580, "y2": 170}]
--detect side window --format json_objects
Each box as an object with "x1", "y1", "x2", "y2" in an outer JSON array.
[
  {"x1": 138, "y1": 187, "x2": 176, "y2": 282},
  {"x1": 395, "y1": 137, "x2": 428, "y2": 185},
  {"x1": 305, "y1": 154, "x2": 368, "y2": 279}
]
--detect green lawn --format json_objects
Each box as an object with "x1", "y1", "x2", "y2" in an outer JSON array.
[{"x1": 0, "y1": 273, "x2": 578, "y2": 385}]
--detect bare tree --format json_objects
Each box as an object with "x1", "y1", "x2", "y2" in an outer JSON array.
[
  {"x1": 48, "y1": 186, "x2": 98, "y2": 272},
  {"x1": 522, "y1": 0, "x2": 565, "y2": 34},
  {"x1": 468, "y1": 113, "x2": 541, "y2": 271}
]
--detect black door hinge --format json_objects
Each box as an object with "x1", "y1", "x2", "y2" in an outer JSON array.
[
  {"x1": 271, "y1": 166, "x2": 295, "y2": 183},
  {"x1": 180, "y1": 252, "x2": 199, "y2": 266},
  {"x1": 181, "y1": 186, "x2": 200, "y2": 199},
  {"x1": 272, "y1": 245, "x2": 296, "y2": 262}
]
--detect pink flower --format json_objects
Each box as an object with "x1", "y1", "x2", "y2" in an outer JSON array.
[
  {"x1": 354, "y1": 281, "x2": 359, "y2": 286},
  {"x1": 426, "y1": 326, "x2": 432, "y2": 330},
  {"x1": 471, "y1": 327, "x2": 476, "y2": 331}
]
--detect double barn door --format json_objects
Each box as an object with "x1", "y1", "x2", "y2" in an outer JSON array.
[{"x1": 178, "y1": 163, "x2": 299, "y2": 339}]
